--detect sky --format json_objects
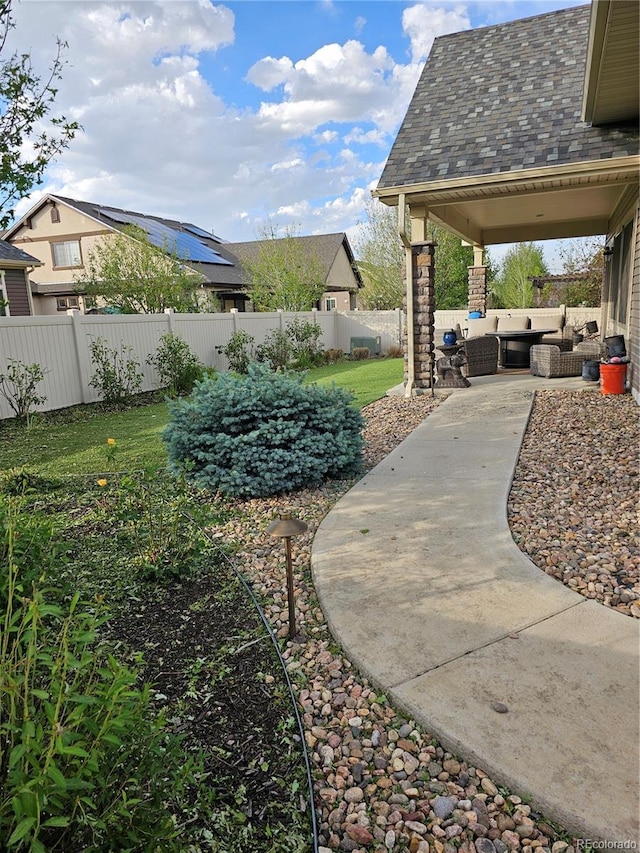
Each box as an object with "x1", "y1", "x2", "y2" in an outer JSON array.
[{"x1": 7, "y1": 0, "x2": 588, "y2": 270}]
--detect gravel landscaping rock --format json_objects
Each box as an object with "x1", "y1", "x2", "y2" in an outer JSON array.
[{"x1": 212, "y1": 389, "x2": 636, "y2": 851}]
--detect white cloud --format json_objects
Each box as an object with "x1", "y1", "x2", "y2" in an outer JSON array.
[
  {"x1": 402, "y1": 4, "x2": 471, "y2": 62},
  {"x1": 5, "y1": 1, "x2": 429, "y2": 242}
]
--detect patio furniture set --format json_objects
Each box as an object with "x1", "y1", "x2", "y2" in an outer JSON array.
[{"x1": 434, "y1": 313, "x2": 605, "y2": 384}]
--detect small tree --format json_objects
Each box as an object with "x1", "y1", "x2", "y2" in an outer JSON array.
[
  {"x1": 0, "y1": 359, "x2": 47, "y2": 423},
  {"x1": 215, "y1": 330, "x2": 255, "y2": 374},
  {"x1": 354, "y1": 200, "x2": 404, "y2": 310},
  {"x1": 75, "y1": 225, "x2": 205, "y2": 314},
  {"x1": 242, "y1": 222, "x2": 326, "y2": 311},
  {"x1": 491, "y1": 242, "x2": 548, "y2": 309},
  {"x1": 0, "y1": 0, "x2": 79, "y2": 229},
  {"x1": 558, "y1": 238, "x2": 604, "y2": 307}
]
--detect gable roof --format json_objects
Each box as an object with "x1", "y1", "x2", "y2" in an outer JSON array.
[
  {"x1": 4, "y1": 195, "x2": 248, "y2": 289},
  {"x1": 224, "y1": 233, "x2": 363, "y2": 290},
  {"x1": 374, "y1": 3, "x2": 639, "y2": 246},
  {"x1": 0, "y1": 238, "x2": 41, "y2": 267},
  {"x1": 378, "y1": 5, "x2": 637, "y2": 193}
]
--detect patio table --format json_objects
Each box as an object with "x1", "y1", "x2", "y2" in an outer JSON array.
[{"x1": 486, "y1": 329, "x2": 557, "y2": 369}]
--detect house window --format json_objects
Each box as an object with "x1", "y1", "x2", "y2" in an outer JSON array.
[
  {"x1": 52, "y1": 240, "x2": 82, "y2": 268},
  {"x1": 50, "y1": 206, "x2": 60, "y2": 223},
  {"x1": 325, "y1": 297, "x2": 337, "y2": 311},
  {"x1": 56, "y1": 296, "x2": 80, "y2": 311},
  {"x1": 609, "y1": 220, "x2": 632, "y2": 325}
]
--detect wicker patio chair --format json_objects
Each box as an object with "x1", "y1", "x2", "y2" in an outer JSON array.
[
  {"x1": 529, "y1": 344, "x2": 588, "y2": 378},
  {"x1": 462, "y1": 335, "x2": 499, "y2": 377}
]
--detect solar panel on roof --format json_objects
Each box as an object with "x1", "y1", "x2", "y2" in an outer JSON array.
[
  {"x1": 97, "y1": 208, "x2": 233, "y2": 266},
  {"x1": 183, "y1": 223, "x2": 214, "y2": 240}
]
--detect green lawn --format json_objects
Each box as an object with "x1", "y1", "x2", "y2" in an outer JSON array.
[{"x1": 0, "y1": 358, "x2": 403, "y2": 478}]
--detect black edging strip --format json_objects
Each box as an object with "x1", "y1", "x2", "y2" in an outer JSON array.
[{"x1": 196, "y1": 520, "x2": 320, "y2": 853}]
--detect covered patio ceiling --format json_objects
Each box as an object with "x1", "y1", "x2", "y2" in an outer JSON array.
[{"x1": 374, "y1": 155, "x2": 639, "y2": 247}]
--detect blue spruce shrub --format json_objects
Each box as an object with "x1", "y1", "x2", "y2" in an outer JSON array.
[{"x1": 163, "y1": 363, "x2": 364, "y2": 497}]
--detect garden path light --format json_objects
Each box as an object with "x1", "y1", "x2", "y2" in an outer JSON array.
[{"x1": 267, "y1": 513, "x2": 308, "y2": 640}]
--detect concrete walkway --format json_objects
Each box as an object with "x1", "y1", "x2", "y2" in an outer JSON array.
[{"x1": 311, "y1": 374, "x2": 640, "y2": 843}]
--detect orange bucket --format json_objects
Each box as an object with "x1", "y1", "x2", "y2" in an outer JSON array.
[{"x1": 600, "y1": 362, "x2": 627, "y2": 395}]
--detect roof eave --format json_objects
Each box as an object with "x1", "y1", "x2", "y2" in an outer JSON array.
[{"x1": 373, "y1": 156, "x2": 640, "y2": 207}]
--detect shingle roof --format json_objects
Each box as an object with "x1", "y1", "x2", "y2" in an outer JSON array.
[
  {"x1": 0, "y1": 238, "x2": 40, "y2": 265},
  {"x1": 378, "y1": 5, "x2": 639, "y2": 190},
  {"x1": 51, "y1": 196, "x2": 247, "y2": 288},
  {"x1": 225, "y1": 233, "x2": 363, "y2": 289}
]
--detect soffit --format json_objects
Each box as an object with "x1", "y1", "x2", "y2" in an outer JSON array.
[
  {"x1": 375, "y1": 158, "x2": 639, "y2": 245},
  {"x1": 583, "y1": 0, "x2": 640, "y2": 125}
]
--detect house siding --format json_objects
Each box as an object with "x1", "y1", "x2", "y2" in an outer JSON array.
[
  {"x1": 4, "y1": 269, "x2": 31, "y2": 316},
  {"x1": 630, "y1": 203, "x2": 640, "y2": 402}
]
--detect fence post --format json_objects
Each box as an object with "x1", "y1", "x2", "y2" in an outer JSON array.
[
  {"x1": 164, "y1": 307, "x2": 175, "y2": 334},
  {"x1": 70, "y1": 311, "x2": 90, "y2": 403},
  {"x1": 230, "y1": 308, "x2": 238, "y2": 334}
]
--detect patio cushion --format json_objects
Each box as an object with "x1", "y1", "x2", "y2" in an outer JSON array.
[
  {"x1": 497, "y1": 316, "x2": 529, "y2": 331},
  {"x1": 467, "y1": 316, "x2": 497, "y2": 336},
  {"x1": 530, "y1": 313, "x2": 564, "y2": 334}
]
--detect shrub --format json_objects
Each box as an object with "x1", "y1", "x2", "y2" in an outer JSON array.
[
  {"x1": 255, "y1": 328, "x2": 291, "y2": 371},
  {"x1": 285, "y1": 317, "x2": 323, "y2": 369},
  {"x1": 386, "y1": 345, "x2": 404, "y2": 359},
  {"x1": 323, "y1": 348, "x2": 344, "y2": 364},
  {"x1": 0, "y1": 498, "x2": 198, "y2": 852},
  {"x1": 147, "y1": 332, "x2": 204, "y2": 396},
  {"x1": 0, "y1": 359, "x2": 47, "y2": 424},
  {"x1": 216, "y1": 329, "x2": 255, "y2": 374},
  {"x1": 163, "y1": 363, "x2": 364, "y2": 497},
  {"x1": 88, "y1": 337, "x2": 143, "y2": 405},
  {"x1": 351, "y1": 347, "x2": 371, "y2": 360}
]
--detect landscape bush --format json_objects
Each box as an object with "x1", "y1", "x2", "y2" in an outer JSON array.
[
  {"x1": 163, "y1": 363, "x2": 364, "y2": 497},
  {"x1": 255, "y1": 327, "x2": 291, "y2": 370},
  {"x1": 88, "y1": 337, "x2": 143, "y2": 405},
  {"x1": 351, "y1": 347, "x2": 371, "y2": 360},
  {"x1": 147, "y1": 332, "x2": 204, "y2": 396},
  {"x1": 323, "y1": 348, "x2": 345, "y2": 363},
  {"x1": 217, "y1": 320, "x2": 324, "y2": 374},
  {"x1": 0, "y1": 359, "x2": 47, "y2": 425},
  {"x1": 385, "y1": 345, "x2": 404, "y2": 359},
  {"x1": 215, "y1": 329, "x2": 255, "y2": 374}
]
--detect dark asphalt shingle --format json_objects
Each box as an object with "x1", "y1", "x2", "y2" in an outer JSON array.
[
  {"x1": 378, "y1": 5, "x2": 639, "y2": 190},
  {"x1": 0, "y1": 239, "x2": 39, "y2": 265}
]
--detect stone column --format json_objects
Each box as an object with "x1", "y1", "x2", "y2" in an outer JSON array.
[
  {"x1": 404, "y1": 241, "x2": 436, "y2": 392},
  {"x1": 468, "y1": 265, "x2": 487, "y2": 316}
]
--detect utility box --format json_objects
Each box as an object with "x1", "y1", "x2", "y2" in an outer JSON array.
[{"x1": 350, "y1": 336, "x2": 381, "y2": 355}]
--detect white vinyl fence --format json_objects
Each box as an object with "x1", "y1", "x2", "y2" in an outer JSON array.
[
  {"x1": 0, "y1": 306, "x2": 599, "y2": 420},
  {"x1": 0, "y1": 309, "x2": 404, "y2": 419}
]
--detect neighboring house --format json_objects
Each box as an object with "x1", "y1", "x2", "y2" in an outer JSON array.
[
  {"x1": 2, "y1": 195, "x2": 247, "y2": 314},
  {"x1": 0, "y1": 239, "x2": 42, "y2": 317},
  {"x1": 224, "y1": 233, "x2": 362, "y2": 311},
  {"x1": 2, "y1": 195, "x2": 362, "y2": 314},
  {"x1": 374, "y1": 0, "x2": 640, "y2": 399}
]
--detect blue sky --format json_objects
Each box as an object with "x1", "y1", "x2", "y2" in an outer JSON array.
[{"x1": 9, "y1": 0, "x2": 588, "y2": 269}]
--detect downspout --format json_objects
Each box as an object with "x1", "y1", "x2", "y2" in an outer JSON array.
[{"x1": 398, "y1": 194, "x2": 414, "y2": 398}]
